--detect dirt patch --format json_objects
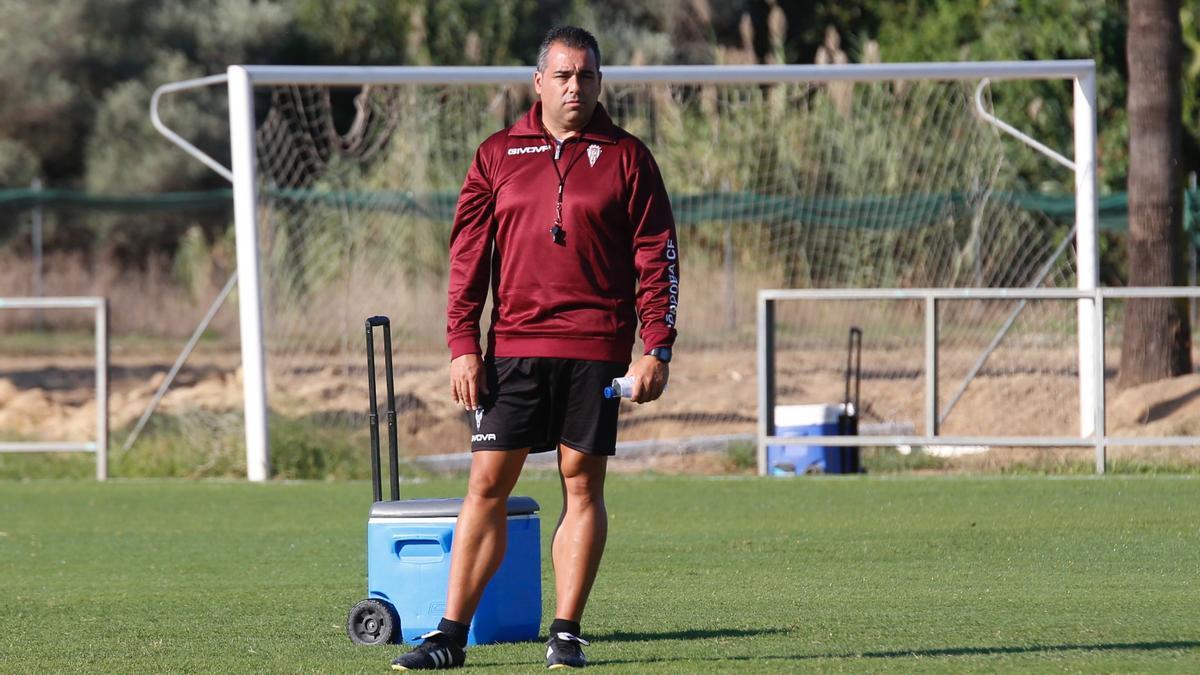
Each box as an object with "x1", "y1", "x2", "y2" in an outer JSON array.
[
  {"x1": 1, "y1": 346, "x2": 1194, "y2": 469},
  {"x1": 1108, "y1": 373, "x2": 1200, "y2": 436}
]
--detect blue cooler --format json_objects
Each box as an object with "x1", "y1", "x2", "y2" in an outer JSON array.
[
  {"x1": 351, "y1": 317, "x2": 541, "y2": 647},
  {"x1": 366, "y1": 496, "x2": 541, "y2": 645},
  {"x1": 767, "y1": 404, "x2": 852, "y2": 475}
]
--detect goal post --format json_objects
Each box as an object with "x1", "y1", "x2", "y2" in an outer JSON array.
[
  {"x1": 157, "y1": 60, "x2": 1098, "y2": 481},
  {"x1": 228, "y1": 66, "x2": 270, "y2": 482},
  {"x1": 1073, "y1": 69, "x2": 1100, "y2": 436}
]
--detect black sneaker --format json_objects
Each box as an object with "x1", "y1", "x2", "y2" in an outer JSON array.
[
  {"x1": 391, "y1": 630, "x2": 466, "y2": 671},
  {"x1": 545, "y1": 632, "x2": 589, "y2": 669}
]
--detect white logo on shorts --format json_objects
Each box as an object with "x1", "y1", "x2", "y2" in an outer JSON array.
[
  {"x1": 471, "y1": 433, "x2": 497, "y2": 442},
  {"x1": 474, "y1": 407, "x2": 484, "y2": 430}
]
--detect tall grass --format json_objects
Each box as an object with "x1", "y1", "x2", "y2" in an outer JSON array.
[
  {"x1": 0, "y1": 411, "x2": 428, "y2": 481},
  {"x1": 0, "y1": 251, "x2": 238, "y2": 341},
  {"x1": 4, "y1": 419, "x2": 1198, "y2": 480}
]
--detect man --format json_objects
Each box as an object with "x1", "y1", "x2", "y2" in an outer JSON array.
[{"x1": 392, "y1": 26, "x2": 678, "y2": 671}]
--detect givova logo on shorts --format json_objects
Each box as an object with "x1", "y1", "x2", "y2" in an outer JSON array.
[{"x1": 472, "y1": 407, "x2": 495, "y2": 441}]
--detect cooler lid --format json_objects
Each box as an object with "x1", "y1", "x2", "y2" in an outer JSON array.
[
  {"x1": 369, "y1": 496, "x2": 540, "y2": 519},
  {"x1": 775, "y1": 404, "x2": 844, "y2": 426}
]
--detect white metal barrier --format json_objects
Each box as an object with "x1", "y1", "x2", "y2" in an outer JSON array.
[
  {"x1": 0, "y1": 297, "x2": 108, "y2": 480},
  {"x1": 757, "y1": 287, "x2": 1200, "y2": 475}
]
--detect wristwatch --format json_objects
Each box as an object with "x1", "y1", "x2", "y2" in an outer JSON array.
[{"x1": 647, "y1": 347, "x2": 672, "y2": 363}]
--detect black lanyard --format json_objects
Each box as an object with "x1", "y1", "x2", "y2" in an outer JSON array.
[{"x1": 548, "y1": 138, "x2": 586, "y2": 245}]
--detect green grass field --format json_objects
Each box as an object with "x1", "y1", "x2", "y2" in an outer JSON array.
[{"x1": 1, "y1": 474, "x2": 1198, "y2": 673}]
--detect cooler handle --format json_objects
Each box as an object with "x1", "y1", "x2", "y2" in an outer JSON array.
[{"x1": 392, "y1": 532, "x2": 452, "y2": 558}]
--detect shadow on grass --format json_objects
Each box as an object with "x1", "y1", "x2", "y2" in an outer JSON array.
[
  {"x1": 595, "y1": 638, "x2": 1200, "y2": 665},
  {"x1": 592, "y1": 627, "x2": 791, "y2": 642},
  {"x1": 1145, "y1": 385, "x2": 1200, "y2": 423}
]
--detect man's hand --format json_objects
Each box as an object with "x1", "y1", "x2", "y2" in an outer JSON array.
[
  {"x1": 450, "y1": 353, "x2": 488, "y2": 410},
  {"x1": 625, "y1": 354, "x2": 669, "y2": 404}
]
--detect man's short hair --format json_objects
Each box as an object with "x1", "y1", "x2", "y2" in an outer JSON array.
[{"x1": 536, "y1": 26, "x2": 601, "y2": 72}]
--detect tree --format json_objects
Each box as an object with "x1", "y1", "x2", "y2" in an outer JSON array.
[
  {"x1": 84, "y1": 0, "x2": 298, "y2": 195},
  {"x1": 1118, "y1": 0, "x2": 1192, "y2": 389},
  {"x1": 0, "y1": 0, "x2": 90, "y2": 182},
  {"x1": 865, "y1": 0, "x2": 1131, "y2": 193}
]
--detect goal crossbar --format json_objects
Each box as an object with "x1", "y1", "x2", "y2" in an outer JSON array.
[{"x1": 236, "y1": 60, "x2": 1094, "y2": 85}]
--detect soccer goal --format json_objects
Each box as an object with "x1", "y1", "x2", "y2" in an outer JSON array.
[{"x1": 153, "y1": 61, "x2": 1098, "y2": 481}]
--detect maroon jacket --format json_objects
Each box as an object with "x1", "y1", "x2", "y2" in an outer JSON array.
[{"x1": 446, "y1": 102, "x2": 679, "y2": 363}]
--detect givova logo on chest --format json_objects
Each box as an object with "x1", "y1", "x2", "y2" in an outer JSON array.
[{"x1": 508, "y1": 144, "x2": 551, "y2": 156}]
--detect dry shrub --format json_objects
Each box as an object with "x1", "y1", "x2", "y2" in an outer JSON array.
[{"x1": 0, "y1": 250, "x2": 237, "y2": 340}]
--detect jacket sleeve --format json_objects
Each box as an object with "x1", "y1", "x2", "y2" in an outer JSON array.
[
  {"x1": 627, "y1": 145, "x2": 679, "y2": 353},
  {"x1": 446, "y1": 146, "x2": 497, "y2": 359}
]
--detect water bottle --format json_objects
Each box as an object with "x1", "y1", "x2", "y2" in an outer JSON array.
[
  {"x1": 602, "y1": 377, "x2": 667, "y2": 399},
  {"x1": 603, "y1": 377, "x2": 635, "y2": 399}
]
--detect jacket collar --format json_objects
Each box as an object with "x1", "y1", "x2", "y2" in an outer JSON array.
[{"x1": 508, "y1": 101, "x2": 619, "y2": 144}]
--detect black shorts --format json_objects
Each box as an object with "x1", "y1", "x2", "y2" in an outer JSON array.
[{"x1": 471, "y1": 357, "x2": 629, "y2": 456}]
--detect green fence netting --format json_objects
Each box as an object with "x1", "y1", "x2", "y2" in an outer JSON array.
[{"x1": 2, "y1": 186, "x2": 1198, "y2": 242}]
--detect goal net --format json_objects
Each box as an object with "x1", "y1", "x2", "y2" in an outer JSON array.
[{"x1": 162, "y1": 65, "x2": 1092, "y2": 473}]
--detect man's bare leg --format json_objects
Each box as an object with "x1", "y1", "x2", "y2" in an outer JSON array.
[
  {"x1": 552, "y1": 445, "x2": 609, "y2": 622},
  {"x1": 444, "y1": 448, "x2": 530, "y2": 623}
]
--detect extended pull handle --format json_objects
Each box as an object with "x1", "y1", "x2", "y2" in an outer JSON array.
[
  {"x1": 365, "y1": 316, "x2": 400, "y2": 502},
  {"x1": 843, "y1": 327, "x2": 862, "y2": 416}
]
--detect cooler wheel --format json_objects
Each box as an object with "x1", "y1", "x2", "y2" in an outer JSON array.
[{"x1": 346, "y1": 598, "x2": 398, "y2": 645}]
